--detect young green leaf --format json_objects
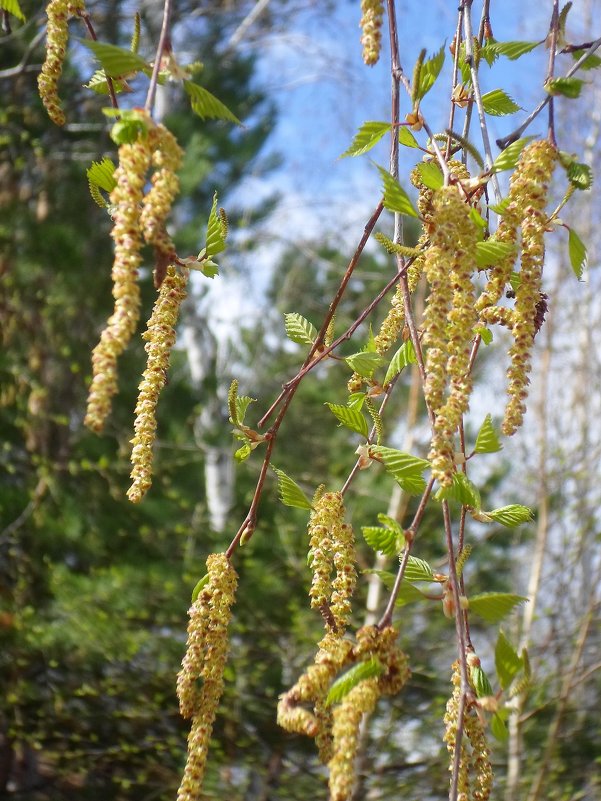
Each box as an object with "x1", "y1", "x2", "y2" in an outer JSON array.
[
  {"x1": 492, "y1": 137, "x2": 534, "y2": 173},
  {"x1": 377, "y1": 166, "x2": 419, "y2": 218},
  {"x1": 398, "y1": 127, "x2": 420, "y2": 148},
  {"x1": 470, "y1": 665, "x2": 494, "y2": 698},
  {"x1": 205, "y1": 193, "x2": 228, "y2": 259},
  {"x1": 474, "y1": 326, "x2": 493, "y2": 345},
  {"x1": 545, "y1": 77, "x2": 585, "y2": 98},
  {"x1": 325, "y1": 403, "x2": 369, "y2": 438},
  {"x1": 481, "y1": 88, "x2": 521, "y2": 116},
  {"x1": 491, "y1": 712, "x2": 509, "y2": 742},
  {"x1": 377, "y1": 513, "x2": 404, "y2": 538},
  {"x1": 468, "y1": 592, "x2": 528, "y2": 623},
  {"x1": 495, "y1": 631, "x2": 523, "y2": 690},
  {"x1": 87, "y1": 157, "x2": 117, "y2": 193},
  {"x1": 486, "y1": 505, "x2": 534, "y2": 527},
  {"x1": 183, "y1": 79, "x2": 241, "y2": 124},
  {"x1": 414, "y1": 44, "x2": 445, "y2": 101},
  {"x1": 341, "y1": 121, "x2": 391, "y2": 158},
  {"x1": 474, "y1": 414, "x2": 503, "y2": 454},
  {"x1": 394, "y1": 582, "x2": 430, "y2": 606},
  {"x1": 435, "y1": 472, "x2": 481, "y2": 509},
  {"x1": 0, "y1": 0, "x2": 25, "y2": 20},
  {"x1": 369, "y1": 446, "x2": 430, "y2": 494},
  {"x1": 347, "y1": 392, "x2": 366, "y2": 411},
  {"x1": 475, "y1": 240, "x2": 516, "y2": 268},
  {"x1": 403, "y1": 556, "x2": 434, "y2": 582},
  {"x1": 571, "y1": 48, "x2": 601, "y2": 70},
  {"x1": 361, "y1": 525, "x2": 401, "y2": 557},
  {"x1": 235, "y1": 442, "x2": 252, "y2": 462},
  {"x1": 191, "y1": 573, "x2": 209, "y2": 603},
  {"x1": 80, "y1": 39, "x2": 150, "y2": 78},
  {"x1": 486, "y1": 40, "x2": 542, "y2": 60},
  {"x1": 272, "y1": 467, "x2": 312, "y2": 510},
  {"x1": 284, "y1": 312, "x2": 318, "y2": 346},
  {"x1": 469, "y1": 207, "x2": 488, "y2": 231},
  {"x1": 345, "y1": 351, "x2": 386, "y2": 378},
  {"x1": 326, "y1": 658, "x2": 383, "y2": 706},
  {"x1": 415, "y1": 161, "x2": 444, "y2": 190},
  {"x1": 488, "y1": 197, "x2": 511, "y2": 215},
  {"x1": 235, "y1": 396, "x2": 255, "y2": 427},
  {"x1": 85, "y1": 70, "x2": 130, "y2": 95},
  {"x1": 567, "y1": 227, "x2": 587, "y2": 279},
  {"x1": 383, "y1": 340, "x2": 417, "y2": 386}
]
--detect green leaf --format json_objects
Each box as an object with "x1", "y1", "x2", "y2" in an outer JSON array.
[
  {"x1": 234, "y1": 443, "x2": 252, "y2": 462},
  {"x1": 481, "y1": 88, "x2": 521, "y2": 116},
  {"x1": 415, "y1": 44, "x2": 445, "y2": 101},
  {"x1": 284, "y1": 312, "x2": 318, "y2": 346},
  {"x1": 492, "y1": 138, "x2": 534, "y2": 173},
  {"x1": 0, "y1": 0, "x2": 25, "y2": 21},
  {"x1": 191, "y1": 573, "x2": 209, "y2": 603},
  {"x1": 377, "y1": 166, "x2": 419, "y2": 218},
  {"x1": 204, "y1": 192, "x2": 227, "y2": 260},
  {"x1": 272, "y1": 467, "x2": 312, "y2": 510},
  {"x1": 345, "y1": 351, "x2": 386, "y2": 379},
  {"x1": 488, "y1": 196, "x2": 511, "y2": 215},
  {"x1": 341, "y1": 121, "x2": 391, "y2": 158},
  {"x1": 571, "y1": 48, "x2": 601, "y2": 70},
  {"x1": 325, "y1": 658, "x2": 383, "y2": 706},
  {"x1": 474, "y1": 414, "x2": 502, "y2": 453},
  {"x1": 403, "y1": 556, "x2": 434, "y2": 582},
  {"x1": 566, "y1": 161, "x2": 593, "y2": 190},
  {"x1": 80, "y1": 39, "x2": 150, "y2": 78},
  {"x1": 369, "y1": 446, "x2": 430, "y2": 494},
  {"x1": 469, "y1": 592, "x2": 528, "y2": 623},
  {"x1": 568, "y1": 227, "x2": 587, "y2": 279},
  {"x1": 361, "y1": 525, "x2": 401, "y2": 557},
  {"x1": 398, "y1": 127, "x2": 420, "y2": 148},
  {"x1": 87, "y1": 157, "x2": 117, "y2": 193},
  {"x1": 325, "y1": 403, "x2": 369, "y2": 438},
  {"x1": 470, "y1": 665, "x2": 494, "y2": 698},
  {"x1": 491, "y1": 712, "x2": 509, "y2": 742},
  {"x1": 469, "y1": 207, "x2": 488, "y2": 230},
  {"x1": 415, "y1": 161, "x2": 443, "y2": 190},
  {"x1": 435, "y1": 472, "x2": 481, "y2": 509},
  {"x1": 545, "y1": 77, "x2": 585, "y2": 99},
  {"x1": 475, "y1": 240, "x2": 516, "y2": 268},
  {"x1": 475, "y1": 326, "x2": 493, "y2": 345},
  {"x1": 486, "y1": 505, "x2": 533, "y2": 527},
  {"x1": 384, "y1": 340, "x2": 417, "y2": 385},
  {"x1": 495, "y1": 631, "x2": 523, "y2": 690},
  {"x1": 183, "y1": 79, "x2": 241, "y2": 124},
  {"x1": 235, "y1": 396, "x2": 255, "y2": 427},
  {"x1": 347, "y1": 392, "x2": 366, "y2": 411},
  {"x1": 377, "y1": 513, "x2": 404, "y2": 538},
  {"x1": 486, "y1": 40, "x2": 541, "y2": 60},
  {"x1": 365, "y1": 570, "x2": 428, "y2": 605},
  {"x1": 85, "y1": 70, "x2": 130, "y2": 95}
]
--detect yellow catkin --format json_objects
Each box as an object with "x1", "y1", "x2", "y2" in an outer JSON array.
[
  {"x1": 176, "y1": 553, "x2": 237, "y2": 801},
  {"x1": 359, "y1": 0, "x2": 384, "y2": 66},
  {"x1": 85, "y1": 133, "x2": 152, "y2": 432},
  {"x1": 307, "y1": 492, "x2": 357, "y2": 632},
  {"x1": 502, "y1": 140, "x2": 557, "y2": 435},
  {"x1": 141, "y1": 125, "x2": 184, "y2": 285},
  {"x1": 423, "y1": 187, "x2": 478, "y2": 486},
  {"x1": 38, "y1": 0, "x2": 85, "y2": 126},
  {"x1": 127, "y1": 265, "x2": 189, "y2": 503}
]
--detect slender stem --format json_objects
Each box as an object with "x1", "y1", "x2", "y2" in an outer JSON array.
[
  {"x1": 79, "y1": 11, "x2": 119, "y2": 111},
  {"x1": 446, "y1": 6, "x2": 465, "y2": 157},
  {"x1": 144, "y1": 0, "x2": 172, "y2": 114},
  {"x1": 546, "y1": 0, "x2": 560, "y2": 146}
]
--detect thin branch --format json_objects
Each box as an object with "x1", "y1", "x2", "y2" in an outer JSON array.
[
  {"x1": 79, "y1": 11, "x2": 119, "y2": 111},
  {"x1": 546, "y1": 0, "x2": 560, "y2": 146},
  {"x1": 0, "y1": 28, "x2": 45, "y2": 79},
  {"x1": 144, "y1": 0, "x2": 173, "y2": 114}
]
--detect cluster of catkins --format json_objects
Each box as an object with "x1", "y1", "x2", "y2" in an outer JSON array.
[
  {"x1": 38, "y1": 0, "x2": 85, "y2": 126},
  {"x1": 443, "y1": 660, "x2": 493, "y2": 801},
  {"x1": 277, "y1": 492, "x2": 410, "y2": 801},
  {"x1": 82, "y1": 117, "x2": 187, "y2": 501},
  {"x1": 176, "y1": 554, "x2": 238, "y2": 801}
]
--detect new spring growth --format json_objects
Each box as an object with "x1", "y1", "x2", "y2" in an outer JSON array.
[
  {"x1": 359, "y1": 0, "x2": 384, "y2": 66},
  {"x1": 176, "y1": 553, "x2": 238, "y2": 801},
  {"x1": 85, "y1": 128, "x2": 153, "y2": 433},
  {"x1": 307, "y1": 492, "x2": 357, "y2": 633},
  {"x1": 38, "y1": 0, "x2": 85, "y2": 126},
  {"x1": 423, "y1": 186, "x2": 478, "y2": 486},
  {"x1": 127, "y1": 265, "x2": 189, "y2": 504},
  {"x1": 443, "y1": 661, "x2": 493, "y2": 801},
  {"x1": 141, "y1": 125, "x2": 184, "y2": 287}
]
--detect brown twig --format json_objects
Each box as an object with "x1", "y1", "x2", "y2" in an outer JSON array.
[
  {"x1": 546, "y1": 0, "x2": 560, "y2": 147},
  {"x1": 144, "y1": 0, "x2": 172, "y2": 114}
]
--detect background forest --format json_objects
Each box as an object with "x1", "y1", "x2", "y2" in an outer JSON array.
[{"x1": 1, "y1": 0, "x2": 600, "y2": 800}]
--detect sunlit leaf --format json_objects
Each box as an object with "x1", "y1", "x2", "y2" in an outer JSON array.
[
  {"x1": 545, "y1": 77, "x2": 585, "y2": 98},
  {"x1": 495, "y1": 630, "x2": 523, "y2": 690},
  {"x1": 341, "y1": 121, "x2": 391, "y2": 157},
  {"x1": 326, "y1": 658, "x2": 383, "y2": 706},
  {"x1": 80, "y1": 39, "x2": 150, "y2": 78},
  {"x1": 369, "y1": 446, "x2": 430, "y2": 494},
  {"x1": 403, "y1": 556, "x2": 434, "y2": 582},
  {"x1": 205, "y1": 192, "x2": 227, "y2": 260},
  {"x1": 481, "y1": 88, "x2": 521, "y2": 116},
  {"x1": 475, "y1": 326, "x2": 493, "y2": 345},
  {"x1": 474, "y1": 414, "x2": 502, "y2": 453},
  {"x1": 487, "y1": 505, "x2": 533, "y2": 527},
  {"x1": 565, "y1": 161, "x2": 594, "y2": 190},
  {"x1": 0, "y1": 0, "x2": 25, "y2": 20},
  {"x1": 491, "y1": 712, "x2": 509, "y2": 741},
  {"x1": 345, "y1": 351, "x2": 386, "y2": 378},
  {"x1": 183, "y1": 79, "x2": 241, "y2": 124},
  {"x1": 325, "y1": 403, "x2": 369, "y2": 438},
  {"x1": 398, "y1": 127, "x2": 420, "y2": 148},
  {"x1": 191, "y1": 573, "x2": 209, "y2": 603},
  {"x1": 384, "y1": 340, "x2": 417, "y2": 385},
  {"x1": 87, "y1": 157, "x2": 117, "y2": 193},
  {"x1": 272, "y1": 467, "x2": 312, "y2": 510},
  {"x1": 571, "y1": 48, "x2": 601, "y2": 70},
  {"x1": 284, "y1": 312, "x2": 318, "y2": 346},
  {"x1": 486, "y1": 40, "x2": 542, "y2": 60},
  {"x1": 415, "y1": 161, "x2": 443, "y2": 190},
  {"x1": 361, "y1": 525, "x2": 400, "y2": 557},
  {"x1": 377, "y1": 166, "x2": 419, "y2": 218},
  {"x1": 435, "y1": 472, "x2": 481, "y2": 509},
  {"x1": 475, "y1": 240, "x2": 516, "y2": 267},
  {"x1": 415, "y1": 44, "x2": 445, "y2": 100},
  {"x1": 491, "y1": 138, "x2": 534, "y2": 173},
  {"x1": 469, "y1": 592, "x2": 528, "y2": 623},
  {"x1": 470, "y1": 665, "x2": 494, "y2": 698},
  {"x1": 568, "y1": 227, "x2": 587, "y2": 279}
]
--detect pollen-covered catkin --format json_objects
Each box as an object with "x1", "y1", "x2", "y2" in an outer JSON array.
[
  {"x1": 503, "y1": 140, "x2": 557, "y2": 435},
  {"x1": 307, "y1": 492, "x2": 357, "y2": 632},
  {"x1": 423, "y1": 187, "x2": 478, "y2": 485},
  {"x1": 141, "y1": 125, "x2": 184, "y2": 285},
  {"x1": 176, "y1": 553, "x2": 237, "y2": 801},
  {"x1": 38, "y1": 0, "x2": 85, "y2": 126},
  {"x1": 359, "y1": 0, "x2": 384, "y2": 66},
  {"x1": 127, "y1": 265, "x2": 189, "y2": 504}
]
